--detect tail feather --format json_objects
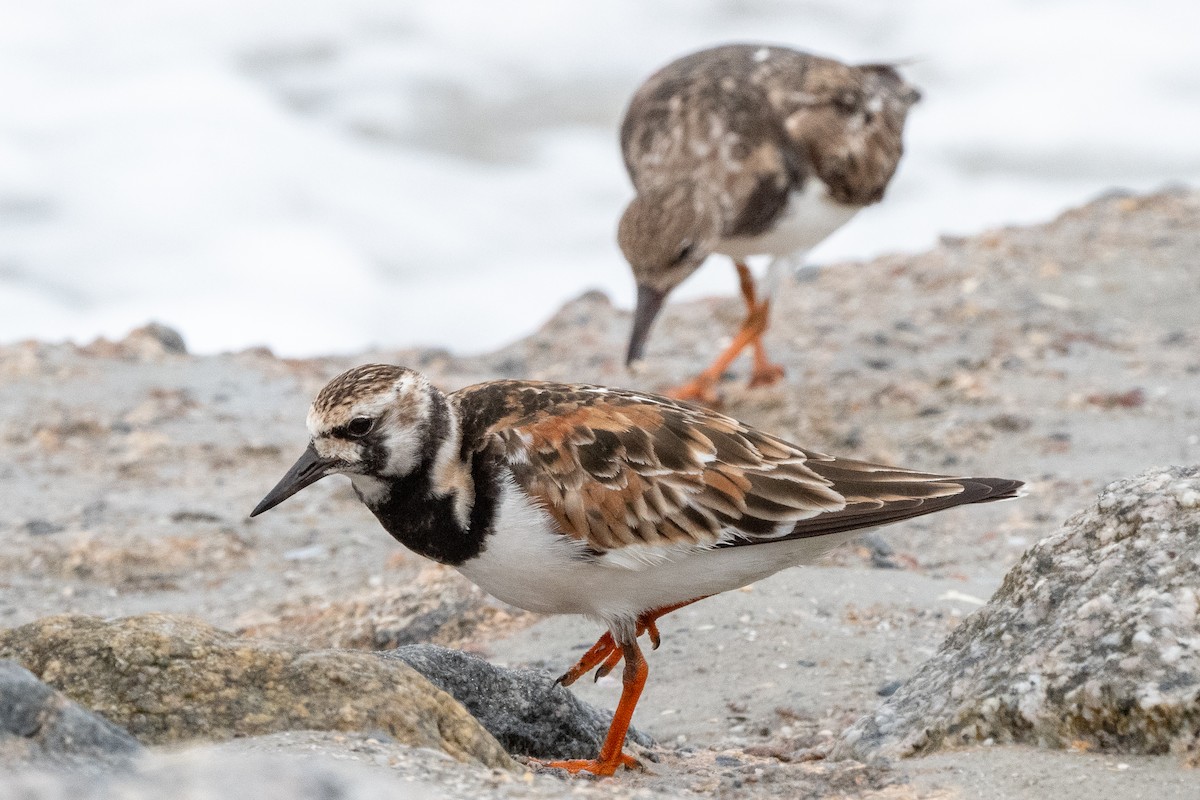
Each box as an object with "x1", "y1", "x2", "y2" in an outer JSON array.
[{"x1": 718, "y1": 475, "x2": 1024, "y2": 549}]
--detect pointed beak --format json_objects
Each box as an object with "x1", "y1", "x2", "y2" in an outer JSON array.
[
  {"x1": 250, "y1": 443, "x2": 338, "y2": 517},
  {"x1": 626, "y1": 284, "x2": 666, "y2": 366}
]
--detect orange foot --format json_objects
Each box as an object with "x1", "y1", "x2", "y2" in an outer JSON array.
[
  {"x1": 748, "y1": 359, "x2": 785, "y2": 388},
  {"x1": 666, "y1": 376, "x2": 721, "y2": 407},
  {"x1": 534, "y1": 752, "x2": 643, "y2": 776}
]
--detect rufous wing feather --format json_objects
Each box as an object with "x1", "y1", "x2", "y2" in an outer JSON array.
[{"x1": 460, "y1": 383, "x2": 1020, "y2": 554}]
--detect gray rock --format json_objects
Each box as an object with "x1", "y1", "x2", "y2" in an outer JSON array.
[
  {"x1": 129, "y1": 322, "x2": 188, "y2": 355},
  {"x1": 0, "y1": 659, "x2": 142, "y2": 767},
  {"x1": 0, "y1": 614, "x2": 514, "y2": 769},
  {"x1": 856, "y1": 531, "x2": 900, "y2": 569},
  {"x1": 834, "y1": 466, "x2": 1200, "y2": 761},
  {"x1": 385, "y1": 644, "x2": 654, "y2": 760}
]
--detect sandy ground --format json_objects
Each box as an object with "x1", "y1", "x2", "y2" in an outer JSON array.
[{"x1": 1, "y1": 189, "x2": 1198, "y2": 797}]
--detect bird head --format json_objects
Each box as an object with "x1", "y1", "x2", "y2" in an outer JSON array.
[
  {"x1": 618, "y1": 184, "x2": 721, "y2": 365},
  {"x1": 250, "y1": 364, "x2": 444, "y2": 516},
  {"x1": 786, "y1": 59, "x2": 920, "y2": 205}
]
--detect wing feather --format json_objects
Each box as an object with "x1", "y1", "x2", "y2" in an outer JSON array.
[{"x1": 453, "y1": 382, "x2": 1020, "y2": 555}]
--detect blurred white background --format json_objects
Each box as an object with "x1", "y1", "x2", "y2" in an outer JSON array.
[{"x1": 1, "y1": 0, "x2": 1197, "y2": 355}]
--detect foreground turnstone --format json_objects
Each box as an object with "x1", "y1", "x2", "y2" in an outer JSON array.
[
  {"x1": 251, "y1": 364, "x2": 1021, "y2": 775},
  {"x1": 619, "y1": 44, "x2": 920, "y2": 403}
]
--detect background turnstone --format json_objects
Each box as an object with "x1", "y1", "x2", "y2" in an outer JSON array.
[
  {"x1": 251, "y1": 364, "x2": 1021, "y2": 775},
  {"x1": 619, "y1": 44, "x2": 920, "y2": 403}
]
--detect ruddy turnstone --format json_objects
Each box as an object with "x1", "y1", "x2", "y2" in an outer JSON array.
[
  {"x1": 251, "y1": 364, "x2": 1021, "y2": 776},
  {"x1": 619, "y1": 44, "x2": 920, "y2": 403}
]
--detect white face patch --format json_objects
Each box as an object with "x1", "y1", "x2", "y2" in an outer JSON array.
[
  {"x1": 379, "y1": 424, "x2": 425, "y2": 478},
  {"x1": 381, "y1": 374, "x2": 433, "y2": 478},
  {"x1": 305, "y1": 405, "x2": 324, "y2": 438},
  {"x1": 349, "y1": 473, "x2": 389, "y2": 505},
  {"x1": 313, "y1": 437, "x2": 364, "y2": 465}
]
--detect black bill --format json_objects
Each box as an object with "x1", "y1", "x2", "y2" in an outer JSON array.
[
  {"x1": 625, "y1": 284, "x2": 666, "y2": 366},
  {"x1": 250, "y1": 443, "x2": 337, "y2": 517}
]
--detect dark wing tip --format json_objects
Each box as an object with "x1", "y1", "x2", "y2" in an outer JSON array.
[
  {"x1": 752, "y1": 473, "x2": 1026, "y2": 545},
  {"x1": 959, "y1": 476, "x2": 1026, "y2": 504}
]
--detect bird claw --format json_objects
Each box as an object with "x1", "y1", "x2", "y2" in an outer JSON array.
[
  {"x1": 646, "y1": 619, "x2": 662, "y2": 650},
  {"x1": 666, "y1": 378, "x2": 721, "y2": 407},
  {"x1": 593, "y1": 648, "x2": 623, "y2": 682}
]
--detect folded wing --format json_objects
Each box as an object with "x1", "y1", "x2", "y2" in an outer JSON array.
[{"x1": 465, "y1": 383, "x2": 1020, "y2": 554}]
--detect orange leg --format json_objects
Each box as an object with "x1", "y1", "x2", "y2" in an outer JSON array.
[
  {"x1": 555, "y1": 598, "x2": 703, "y2": 688},
  {"x1": 541, "y1": 640, "x2": 648, "y2": 776},
  {"x1": 738, "y1": 262, "x2": 785, "y2": 388},
  {"x1": 748, "y1": 313, "x2": 785, "y2": 388},
  {"x1": 668, "y1": 262, "x2": 783, "y2": 403}
]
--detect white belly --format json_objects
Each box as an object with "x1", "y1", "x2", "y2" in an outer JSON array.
[
  {"x1": 454, "y1": 480, "x2": 863, "y2": 627},
  {"x1": 715, "y1": 180, "x2": 859, "y2": 262}
]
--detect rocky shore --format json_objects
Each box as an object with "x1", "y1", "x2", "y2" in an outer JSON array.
[{"x1": 1, "y1": 189, "x2": 1198, "y2": 798}]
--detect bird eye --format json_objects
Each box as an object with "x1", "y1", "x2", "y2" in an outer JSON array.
[
  {"x1": 672, "y1": 240, "x2": 696, "y2": 265},
  {"x1": 346, "y1": 417, "x2": 374, "y2": 438}
]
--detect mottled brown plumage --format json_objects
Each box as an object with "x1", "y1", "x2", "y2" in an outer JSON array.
[
  {"x1": 621, "y1": 46, "x2": 914, "y2": 228},
  {"x1": 455, "y1": 379, "x2": 1019, "y2": 554},
  {"x1": 618, "y1": 44, "x2": 920, "y2": 402}
]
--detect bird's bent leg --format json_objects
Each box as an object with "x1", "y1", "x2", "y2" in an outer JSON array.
[
  {"x1": 556, "y1": 598, "x2": 705, "y2": 687},
  {"x1": 540, "y1": 640, "x2": 648, "y2": 776},
  {"x1": 747, "y1": 257, "x2": 787, "y2": 387},
  {"x1": 555, "y1": 631, "x2": 618, "y2": 687},
  {"x1": 667, "y1": 262, "x2": 764, "y2": 404},
  {"x1": 747, "y1": 297, "x2": 785, "y2": 387}
]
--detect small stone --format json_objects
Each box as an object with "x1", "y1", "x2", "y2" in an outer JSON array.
[
  {"x1": 0, "y1": 659, "x2": 141, "y2": 766},
  {"x1": 24, "y1": 519, "x2": 64, "y2": 536},
  {"x1": 989, "y1": 413, "x2": 1032, "y2": 432},
  {"x1": 131, "y1": 322, "x2": 187, "y2": 354}
]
